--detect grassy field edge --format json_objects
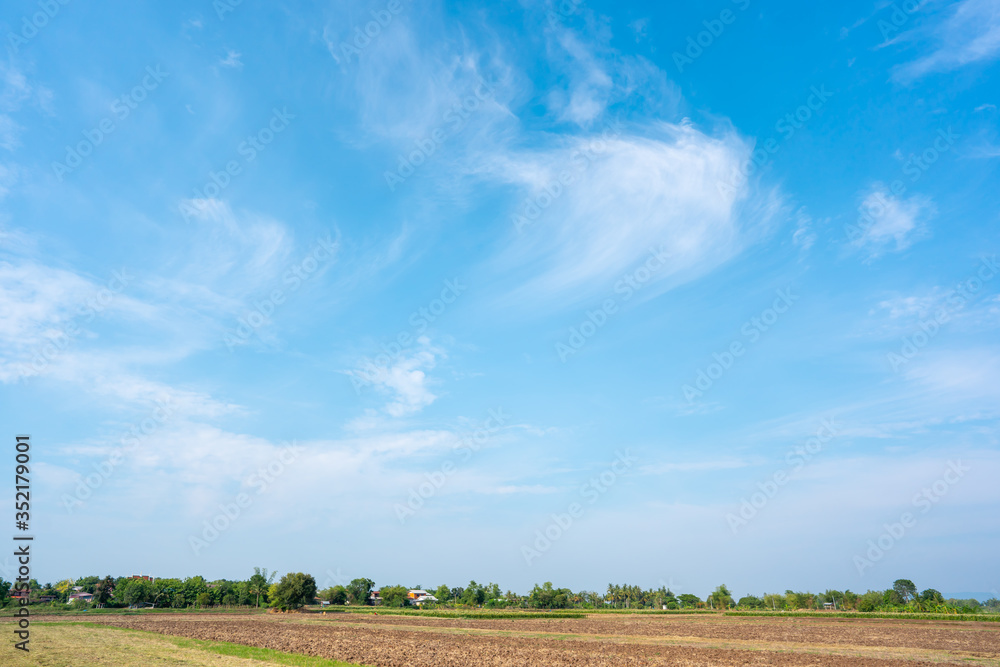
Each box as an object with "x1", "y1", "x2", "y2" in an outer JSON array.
[{"x1": 35, "y1": 622, "x2": 369, "y2": 666}]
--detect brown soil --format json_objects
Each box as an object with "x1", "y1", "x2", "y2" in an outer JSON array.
[{"x1": 38, "y1": 613, "x2": 1000, "y2": 666}]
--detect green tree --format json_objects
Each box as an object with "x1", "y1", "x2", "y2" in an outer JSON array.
[
  {"x1": 0, "y1": 578, "x2": 11, "y2": 607},
  {"x1": 380, "y1": 585, "x2": 410, "y2": 607},
  {"x1": 234, "y1": 580, "x2": 252, "y2": 606},
  {"x1": 183, "y1": 576, "x2": 209, "y2": 607},
  {"x1": 95, "y1": 576, "x2": 115, "y2": 607},
  {"x1": 785, "y1": 590, "x2": 816, "y2": 610},
  {"x1": 152, "y1": 578, "x2": 182, "y2": 608},
  {"x1": 325, "y1": 585, "x2": 348, "y2": 605},
  {"x1": 677, "y1": 593, "x2": 700, "y2": 608},
  {"x1": 115, "y1": 578, "x2": 152, "y2": 607},
  {"x1": 433, "y1": 584, "x2": 451, "y2": 604},
  {"x1": 893, "y1": 579, "x2": 917, "y2": 604},
  {"x1": 527, "y1": 582, "x2": 572, "y2": 609},
  {"x1": 54, "y1": 579, "x2": 74, "y2": 602},
  {"x1": 272, "y1": 573, "x2": 318, "y2": 610},
  {"x1": 460, "y1": 580, "x2": 487, "y2": 606},
  {"x1": 737, "y1": 595, "x2": 763, "y2": 609},
  {"x1": 858, "y1": 590, "x2": 883, "y2": 612},
  {"x1": 883, "y1": 589, "x2": 904, "y2": 607},
  {"x1": 708, "y1": 585, "x2": 734, "y2": 609},
  {"x1": 347, "y1": 578, "x2": 375, "y2": 606},
  {"x1": 75, "y1": 576, "x2": 101, "y2": 594},
  {"x1": 196, "y1": 591, "x2": 212, "y2": 607},
  {"x1": 248, "y1": 568, "x2": 277, "y2": 608},
  {"x1": 920, "y1": 588, "x2": 944, "y2": 605}
]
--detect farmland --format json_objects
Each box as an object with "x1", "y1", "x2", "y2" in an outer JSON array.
[{"x1": 7, "y1": 610, "x2": 1000, "y2": 666}]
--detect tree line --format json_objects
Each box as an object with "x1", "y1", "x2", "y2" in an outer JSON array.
[{"x1": 3, "y1": 573, "x2": 997, "y2": 614}]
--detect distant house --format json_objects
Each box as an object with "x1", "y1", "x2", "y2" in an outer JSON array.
[
  {"x1": 68, "y1": 592, "x2": 94, "y2": 604},
  {"x1": 407, "y1": 590, "x2": 438, "y2": 605},
  {"x1": 369, "y1": 590, "x2": 382, "y2": 605}
]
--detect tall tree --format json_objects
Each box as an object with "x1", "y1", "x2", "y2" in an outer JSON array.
[
  {"x1": 893, "y1": 579, "x2": 917, "y2": 603},
  {"x1": 709, "y1": 585, "x2": 734, "y2": 609},
  {"x1": 249, "y1": 568, "x2": 276, "y2": 608}
]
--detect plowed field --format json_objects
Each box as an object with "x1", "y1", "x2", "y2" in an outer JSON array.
[{"x1": 32, "y1": 612, "x2": 1000, "y2": 666}]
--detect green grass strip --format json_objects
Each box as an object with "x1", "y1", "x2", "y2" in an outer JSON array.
[
  {"x1": 0, "y1": 606, "x2": 268, "y2": 617},
  {"x1": 329, "y1": 608, "x2": 584, "y2": 620},
  {"x1": 585, "y1": 609, "x2": 715, "y2": 615},
  {"x1": 34, "y1": 622, "x2": 368, "y2": 666},
  {"x1": 724, "y1": 611, "x2": 1000, "y2": 622}
]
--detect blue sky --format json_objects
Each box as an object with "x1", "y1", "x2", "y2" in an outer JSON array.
[{"x1": 1, "y1": 0, "x2": 998, "y2": 599}]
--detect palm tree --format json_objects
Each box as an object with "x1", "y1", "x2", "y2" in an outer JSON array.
[{"x1": 249, "y1": 568, "x2": 276, "y2": 608}]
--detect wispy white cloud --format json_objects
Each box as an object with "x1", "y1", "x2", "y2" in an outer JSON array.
[
  {"x1": 641, "y1": 458, "x2": 750, "y2": 475},
  {"x1": 0, "y1": 115, "x2": 21, "y2": 151},
  {"x1": 347, "y1": 338, "x2": 445, "y2": 417},
  {"x1": 488, "y1": 123, "x2": 782, "y2": 306},
  {"x1": 548, "y1": 29, "x2": 614, "y2": 125},
  {"x1": 894, "y1": 0, "x2": 1000, "y2": 80},
  {"x1": 792, "y1": 207, "x2": 817, "y2": 251},
  {"x1": 219, "y1": 49, "x2": 243, "y2": 69},
  {"x1": 852, "y1": 184, "x2": 933, "y2": 257},
  {"x1": 486, "y1": 484, "x2": 559, "y2": 495}
]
